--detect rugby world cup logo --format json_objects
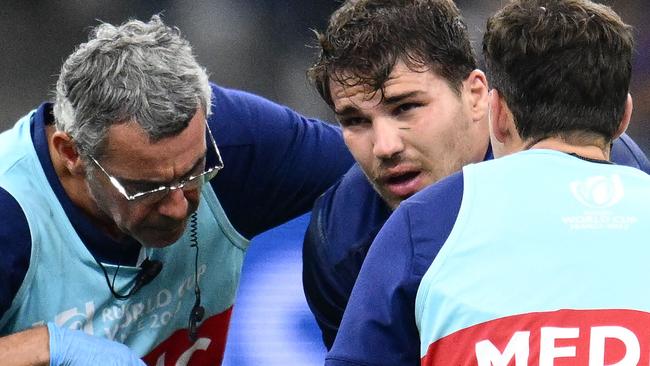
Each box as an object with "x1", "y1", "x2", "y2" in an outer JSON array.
[
  {"x1": 569, "y1": 174, "x2": 624, "y2": 209},
  {"x1": 54, "y1": 301, "x2": 96, "y2": 334}
]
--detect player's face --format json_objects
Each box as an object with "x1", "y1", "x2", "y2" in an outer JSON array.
[
  {"x1": 85, "y1": 110, "x2": 206, "y2": 248},
  {"x1": 331, "y1": 61, "x2": 488, "y2": 209}
]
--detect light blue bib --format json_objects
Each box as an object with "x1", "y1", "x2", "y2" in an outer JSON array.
[
  {"x1": 416, "y1": 150, "x2": 650, "y2": 363},
  {"x1": 0, "y1": 111, "x2": 249, "y2": 361}
]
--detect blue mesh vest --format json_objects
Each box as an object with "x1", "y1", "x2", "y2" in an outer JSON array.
[
  {"x1": 0, "y1": 110, "x2": 249, "y2": 364},
  {"x1": 415, "y1": 149, "x2": 650, "y2": 365}
]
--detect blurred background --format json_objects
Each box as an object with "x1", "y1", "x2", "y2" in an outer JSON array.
[
  {"x1": 1, "y1": 1, "x2": 648, "y2": 143},
  {"x1": 0, "y1": 1, "x2": 648, "y2": 365}
]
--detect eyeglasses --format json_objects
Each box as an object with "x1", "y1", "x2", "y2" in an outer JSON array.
[{"x1": 88, "y1": 121, "x2": 224, "y2": 204}]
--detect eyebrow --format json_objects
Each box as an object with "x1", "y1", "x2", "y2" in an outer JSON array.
[
  {"x1": 334, "y1": 105, "x2": 361, "y2": 117},
  {"x1": 334, "y1": 90, "x2": 425, "y2": 116},
  {"x1": 382, "y1": 90, "x2": 424, "y2": 105}
]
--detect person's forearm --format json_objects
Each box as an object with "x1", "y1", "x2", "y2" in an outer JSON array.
[{"x1": 0, "y1": 326, "x2": 49, "y2": 365}]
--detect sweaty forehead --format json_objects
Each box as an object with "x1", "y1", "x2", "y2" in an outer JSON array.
[
  {"x1": 329, "y1": 63, "x2": 440, "y2": 110},
  {"x1": 329, "y1": 79, "x2": 375, "y2": 104}
]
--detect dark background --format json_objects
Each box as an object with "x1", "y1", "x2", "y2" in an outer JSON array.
[
  {"x1": 1, "y1": 1, "x2": 648, "y2": 147},
  {"x1": 1, "y1": 2, "x2": 648, "y2": 365}
]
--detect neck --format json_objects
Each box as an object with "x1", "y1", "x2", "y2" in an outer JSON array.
[{"x1": 526, "y1": 137, "x2": 610, "y2": 161}]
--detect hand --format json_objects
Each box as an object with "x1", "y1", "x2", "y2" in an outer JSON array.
[{"x1": 48, "y1": 322, "x2": 146, "y2": 366}]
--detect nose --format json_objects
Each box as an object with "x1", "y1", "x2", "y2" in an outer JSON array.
[
  {"x1": 156, "y1": 187, "x2": 190, "y2": 220},
  {"x1": 372, "y1": 118, "x2": 404, "y2": 159}
]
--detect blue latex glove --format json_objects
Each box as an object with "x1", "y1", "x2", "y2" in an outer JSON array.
[{"x1": 48, "y1": 322, "x2": 146, "y2": 366}]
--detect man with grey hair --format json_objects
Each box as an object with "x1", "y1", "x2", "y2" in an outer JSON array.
[{"x1": 0, "y1": 16, "x2": 352, "y2": 365}]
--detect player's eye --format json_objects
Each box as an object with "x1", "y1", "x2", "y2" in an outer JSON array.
[
  {"x1": 394, "y1": 102, "x2": 422, "y2": 115},
  {"x1": 339, "y1": 117, "x2": 369, "y2": 127}
]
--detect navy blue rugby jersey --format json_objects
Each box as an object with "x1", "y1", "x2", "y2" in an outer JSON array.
[
  {"x1": 0, "y1": 83, "x2": 354, "y2": 317},
  {"x1": 303, "y1": 134, "x2": 650, "y2": 350}
]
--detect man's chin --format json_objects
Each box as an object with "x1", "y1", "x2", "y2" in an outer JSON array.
[
  {"x1": 136, "y1": 225, "x2": 186, "y2": 248},
  {"x1": 373, "y1": 185, "x2": 406, "y2": 210}
]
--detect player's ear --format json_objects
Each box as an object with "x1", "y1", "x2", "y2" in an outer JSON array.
[
  {"x1": 488, "y1": 89, "x2": 512, "y2": 144},
  {"x1": 465, "y1": 69, "x2": 489, "y2": 123},
  {"x1": 613, "y1": 93, "x2": 632, "y2": 140},
  {"x1": 51, "y1": 131, "x2": 85, "y2": 176}
]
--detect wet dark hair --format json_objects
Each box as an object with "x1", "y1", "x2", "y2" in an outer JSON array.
[
  {"x1": 483, "y1": 0, "x2": 633, "y2": 142},
  {"x1": 309, "y1": 0, "x2": 477, "y2": 107}
]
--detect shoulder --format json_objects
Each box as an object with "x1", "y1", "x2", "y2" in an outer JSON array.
[
  {"x1": 205, "y1": 84, "x2": 275, "y2": 142},
  {"x1": 397, "y1": 170, "x2": 465, "y2": 232},
  {"x1": 325, "y1": 174, "x2": 467, "y2": 366},
  {"x1": 207, "y1": 83, "x2": 343, "y2": 143},
  {"x1": 0, "y1": 186, "x2": 30, "y2": 245},
  {"x1": 611, "y1": 132, "x2": 650, "y2": 173},
  {"x1": 383, "y1": 171, "x2": 465, "y2": 275},
  {"x1": 205, "y1": 82, "x2": 353, "y2": 238},
  {"x1": 0, "y1": 186, "x2": 31, "y2": 315},
  {"x1": 209, "y1": 83, "x2": 283, "y2": 119}
]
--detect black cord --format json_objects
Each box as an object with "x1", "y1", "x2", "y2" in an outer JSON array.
[
  {"x1": 188, "y1": 212, "x2": 204, "y2": 341},
  {"x1": 94, "y1": 244, "x2": 162, "y2": 300},
  {"x1": 567, "y1": 152, "x2": 613, "y2": 165},
  {"x1": 94, "y1": 245, "x2": 132, "y2": 300},
  {"x1": 93, "y1": 213, "x2": 202, "y2": 340}
]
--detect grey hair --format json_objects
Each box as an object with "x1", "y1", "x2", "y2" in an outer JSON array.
[{"x1": 53, "y1": 15, "x2": 212, "y2": 157}]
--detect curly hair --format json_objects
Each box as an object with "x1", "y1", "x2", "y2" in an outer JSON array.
[{"x1": 309, "y1": 0, "x2": 477, "y2": 107}]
